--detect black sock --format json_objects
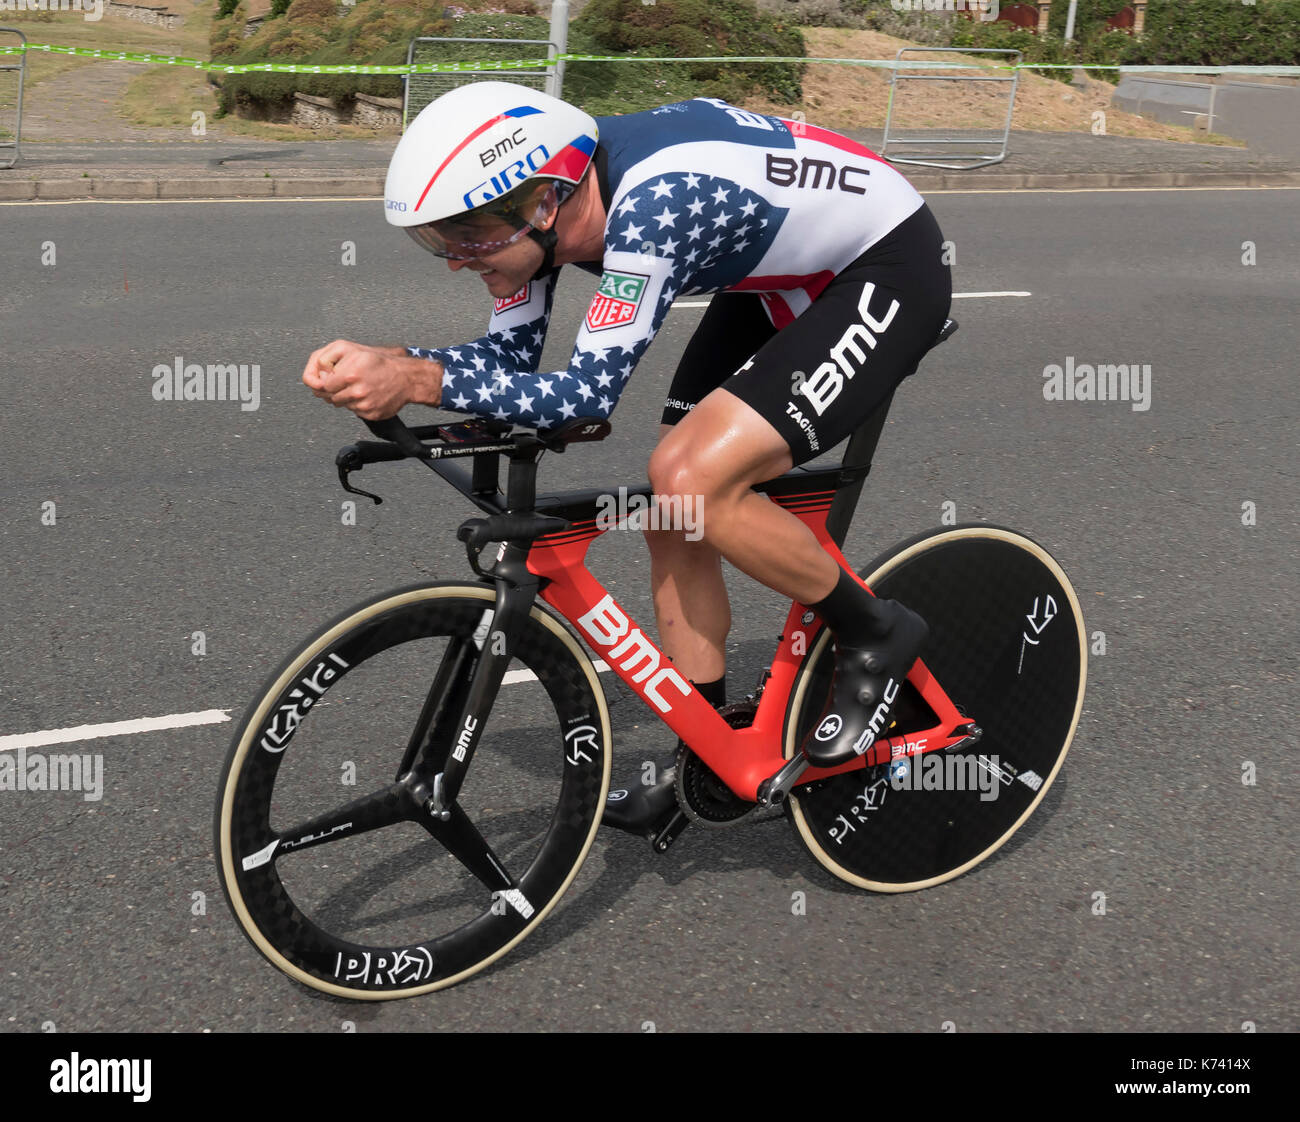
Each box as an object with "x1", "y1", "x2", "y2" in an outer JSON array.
[
  {"x1": 671, "y1": 676, "x2": 726, "y2": 765},
  {"x1": 691, "y1": 675, "x2": 727, "y2": 709},
  {"x1": 810, "y1": 568, "x2": 892, "y2": 645}
]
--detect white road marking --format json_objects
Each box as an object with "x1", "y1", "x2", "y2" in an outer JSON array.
[
  {"x1": 0, "y1": 709, "x2": 231, "y2": 752},
  {"x1": 1, "y1": 665, "x2": 618, "y2": 749},
  {"x1": 502, "y1": 660, "x2": 610, "y2": 685}
]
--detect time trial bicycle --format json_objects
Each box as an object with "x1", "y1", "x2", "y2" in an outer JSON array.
[{"x1": 214, "y1": 320, "x2": 1087, "y2": 999}]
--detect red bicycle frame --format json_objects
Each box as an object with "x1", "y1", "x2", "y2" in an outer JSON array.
[{"x1": 527, "y1": 482, "x2": 973, "y2": 802}]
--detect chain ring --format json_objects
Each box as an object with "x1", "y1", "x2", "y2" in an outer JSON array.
[{"x1": 675, "y1": 700, "x2": 759, "y2": 826}]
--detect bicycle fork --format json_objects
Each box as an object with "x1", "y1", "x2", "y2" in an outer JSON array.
[{"x1": 404, "y1": 543, "x2": 542, "y2": 895}]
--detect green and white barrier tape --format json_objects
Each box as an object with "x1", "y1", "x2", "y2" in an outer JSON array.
[{"x1": 0, "y1": 43, "x2": 1297, "y2": 77}]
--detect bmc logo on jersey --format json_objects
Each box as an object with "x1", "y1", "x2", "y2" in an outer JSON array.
[
  {"x1": 586, "y1": 270, "x2": 649, "y2": 332},
  {"x1": 766, "y1": 153, "x2": 871, "y2": 195},
  {"x1": 494, "y1": 284, "x2": 531, "y2": 314}
]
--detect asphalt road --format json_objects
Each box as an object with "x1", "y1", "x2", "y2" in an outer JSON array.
[{"x1": 0, "y1": 187, "x2": 1296, "y2": 1033}]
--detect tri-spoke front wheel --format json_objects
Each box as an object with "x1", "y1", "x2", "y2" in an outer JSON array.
[{"x1": 215, "y1": 583, "x2": 610, "y2": 999}]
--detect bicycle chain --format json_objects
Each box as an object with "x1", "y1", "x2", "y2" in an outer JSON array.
[{"x1": 674, "y1": 700, "x2": 762, "y2": 827}]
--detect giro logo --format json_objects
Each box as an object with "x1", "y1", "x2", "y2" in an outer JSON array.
[
  {"x1": 385, "y1": 199, "x2": 407, "y2": 212},
  {"x1": 852, "y1": 678, "x2": 900, "y2": 755},
  {"x1": 464, "y1": 145, "x2": 550, "y2": 208},
  {"x1": 814, "y1": 714, "x2": 843, "y2": 741},
  {"x1": 794, "y1": 283, "x2": 900, "y2": 417},
  {"x1": 577, "y1": 595, "x2": 690, "y2": 714}
]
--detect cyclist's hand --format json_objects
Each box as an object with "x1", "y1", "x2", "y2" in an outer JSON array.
[{"x1": 302, "y1": 340, "x2": 441, "y2": 420}]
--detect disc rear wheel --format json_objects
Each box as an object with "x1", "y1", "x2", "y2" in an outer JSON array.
[{"x1": 785, "y1": 526, "x2": 1086, "y2": 891}]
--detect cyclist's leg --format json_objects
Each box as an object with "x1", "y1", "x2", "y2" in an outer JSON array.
[
  {"x1": 650, "y1": 204, "x2": 953, "y2": 764},
  {"x1": 603, "y1": 296, "x2": 776, "y2": 835},
  {"x1": 646, "y1": 293, "x2": 778, "y2": 684}
]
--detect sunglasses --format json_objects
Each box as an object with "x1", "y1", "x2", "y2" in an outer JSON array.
[{"x1": 404, "y1": 180, "x2": 562, "y2": 261}]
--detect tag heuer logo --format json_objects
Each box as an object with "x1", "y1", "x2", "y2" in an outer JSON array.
[
  {"x1": 586, "y1": 270, "x2": 649, "y2": 332},
  {"x1": 494, "y1": 283, "x2": 530, "y2": 314}
]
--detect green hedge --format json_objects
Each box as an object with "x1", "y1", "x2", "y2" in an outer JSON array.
[
  {"x1": 212, "y1": 0, "x2": 805, "y2": 119},
  {"x1": 573, "y1": 0, "x2": 805, "y2": 105},
  {"x1": 1123, "y1": 0, "x2": 1300, "y2": 66},
  {"x1": 950, "y1": 15, "x2": 1131, "y2": 84},
  {"x1": 213, "y1": 0, "x2": 455, "y2": 112}
]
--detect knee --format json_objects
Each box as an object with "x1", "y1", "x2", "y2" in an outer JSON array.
[
  {"x1": 642, "y1": 447, "x2": 711, "y2": 550},
  {"x1": 647, "y1": 440, "x2": 693, "y2": 500},
  {"x1": 651, "y1": 439, "x2": 724, "y2": 509}
]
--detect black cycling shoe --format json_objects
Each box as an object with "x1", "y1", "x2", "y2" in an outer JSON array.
[
  {"x1": 802, "y1": 599, "x2": 929, "y2": 768},
  {"x1": 601, "y1": 755, "x2": 680, "y2": 836}
]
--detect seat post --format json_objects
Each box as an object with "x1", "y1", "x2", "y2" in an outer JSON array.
[{"x1": 824, "y1": 390, "x2": 895, "y2": 550}]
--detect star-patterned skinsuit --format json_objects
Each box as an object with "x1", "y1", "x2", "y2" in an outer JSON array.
[{"x1": 406, "y1": 97, "x2": 925, "y2": 430}]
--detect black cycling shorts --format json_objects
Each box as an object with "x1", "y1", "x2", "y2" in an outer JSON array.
[{"x1": 660, "y1": 202, "x2": 952, "y2": 465}]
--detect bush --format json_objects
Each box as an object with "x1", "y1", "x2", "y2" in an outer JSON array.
[
  {"x1": 754, "y1": 0, "x2": 863, "y2": 27},
  {"x1": 949, "y1": 19, "x2": 1068, "y2": 81},
  {"x1": 212, "y1": 0, "x2": 805, "y2": 120},
  {"x1": 282, "y1": 0, "x2": 338, "y2": 27},
  {"x1": 948, "y1": 10, "x2": 1131, "y2": 84},
  {"x1": 1123, "y1": 0, "x2": 1300, "y2": 67},
  {"x1": 1045, "y1": 0, "x2": 1132, "y2": 38},
  {"x1": 573, "y1": 0, "x2": 805, "y2": 104},
  {"x1": 215, "y1": 0, "x2": 456, "y2": 113}
]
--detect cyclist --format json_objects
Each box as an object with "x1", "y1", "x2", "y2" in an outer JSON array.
[{"x1": 302, "y1": 82, "x2": 952, "y2": 836}]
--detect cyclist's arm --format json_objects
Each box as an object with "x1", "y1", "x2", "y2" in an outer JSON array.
[
  {"x1": 404, "y1": 247, "x2": 685, "y2": 427},
  {"x1": 404, "y1": 269, "x2": 559, "y2": 417}
]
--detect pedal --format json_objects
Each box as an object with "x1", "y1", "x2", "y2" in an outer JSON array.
[
  {"x1": 756, "y1": 755, "x2": 809, "y2": 809},
  {"x1": 943, "y1": 722, "x2": 983, "y2": 752},
  {"x1": 651, "y1": 809, "x2": 690, "y2": 854}
]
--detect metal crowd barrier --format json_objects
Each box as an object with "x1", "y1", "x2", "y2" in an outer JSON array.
[
  {"x1": 404, "y1": 37, "x2": 557, "y2": 129},
  {"x1": 0, "y1": 27, "x2": 24, "y2": 169},
  {"x1": 881, "y1": 47, "x2": 1022, "y2": 170}
]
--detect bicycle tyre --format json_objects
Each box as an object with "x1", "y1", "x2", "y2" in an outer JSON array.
[
  {"x1": 215, "y1": 582, "x2": 611, "y2": 999},
  {"x1": 784, "y1": 525, "x2": 1086, "y2": 891}
]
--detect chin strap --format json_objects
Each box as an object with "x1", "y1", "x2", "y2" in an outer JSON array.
[
  {"x1": 525, "y1": 180, "x2": 575, "y2": 281},
  {"x1": 526, "y1": 224, "x2": 558, "y2": 281}
]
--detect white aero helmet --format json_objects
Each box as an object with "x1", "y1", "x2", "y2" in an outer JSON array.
[{"x1": 385, "y1": 81, "x2": 598, "y2": 261}]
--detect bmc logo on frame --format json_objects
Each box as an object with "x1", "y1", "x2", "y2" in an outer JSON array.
[{"x1": 577, "y1": 595, "x2": 691, "y2": 713}]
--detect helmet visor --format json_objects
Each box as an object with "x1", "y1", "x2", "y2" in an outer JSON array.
[{"x1": 405, "y1": 179, "x2": 559, "y2": 260}]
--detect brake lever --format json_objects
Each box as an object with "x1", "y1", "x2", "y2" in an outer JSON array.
[
  {"x1": 333, "y1": 414, "x2": 435, "y2": 505},
  {"x1": 335, "y1": 446, "x2": 384, "y2": 505}
]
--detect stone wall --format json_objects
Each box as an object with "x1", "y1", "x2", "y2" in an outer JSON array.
[
  {"x1": 105, "y1": 1, "x2": 183, "y2": 29},
  {"x1": 352, "y1": 92, "x2": 401, "y2": 130},
  {"x1": 287, "y1": 91, "x2": 402, "y2": 131}
]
